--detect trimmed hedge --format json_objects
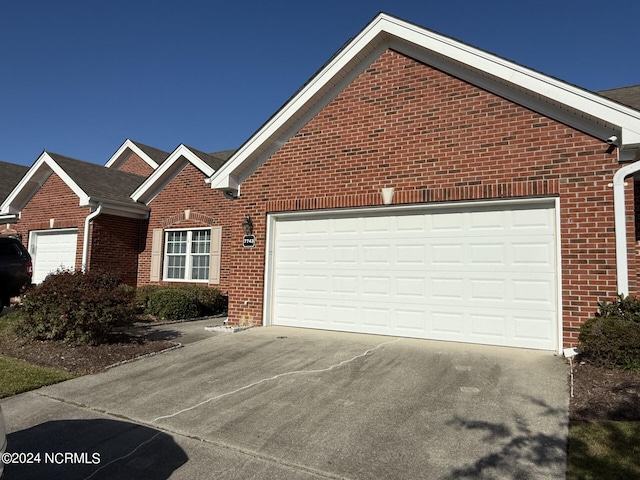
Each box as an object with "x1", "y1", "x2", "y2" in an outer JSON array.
[
  {"x1": 144, "y1": 285, "x2": 226, "y2": 321},
  {"x1": 15, "y1": 269, "x2": 135, "y2": 345},
  {"x1": 579, "y1": 295, "x2": 640, "y2": 370}
]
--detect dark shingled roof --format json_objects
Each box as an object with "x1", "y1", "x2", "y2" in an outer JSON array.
[
  {"x1": 598, "y1": 85, "x2": 640, "y2": 111},
  {"x1": 48, "y1": 153, "x2": 147, "y2": 203},
  {"x1": 184, "y1": 146, "x2": 230, "y2": 171},
  {"x1": 0, "y1": 161, "x2": 29, "y2": 203},
  {"x1": 209, "y1": 149, "x2": 237, "y2": 162},
  {"x1": 130, "y1": 141, "x2": 171, "y2": 165}
]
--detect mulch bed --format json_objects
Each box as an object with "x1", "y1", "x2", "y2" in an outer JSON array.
[
  {"x1": 569, "y1": 358, "x2": 640, "y2": 422},
  {"x1": 0, "y1": 333, "x2": 176, "y2": 375}
]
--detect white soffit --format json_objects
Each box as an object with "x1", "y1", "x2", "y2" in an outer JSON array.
[{"x1": 209, "y1": 13, "x2": 640, "y2": 191}]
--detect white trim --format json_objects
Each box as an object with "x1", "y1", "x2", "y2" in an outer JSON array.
[
  {"x1": 0, "y1": 152, "x2": 85, "y2": 215},
  {"x1": 553, "y1": 196, "x2": 564, "y2": 354},
  {"x1": 263, "y1": 197, "x2": 560, "y2": 351},
  {"x1": 612, "y1": 159, "x2": 640, "y2": 296},
  {"x1": 105, "y1": 139, "x2": 160, "y2": 170},
  {"x1": 0, "y1": 151, "x2": 149, "y2": 219},
  {"x1": 162, "y1": 227, "x2": 212, "y2": 283},
  {"x1": 131, "y1": 144, "x2": 216, "y2": 204},
  {"x1": 210, "y1": 13, "x2": 640, "y2": 193}
]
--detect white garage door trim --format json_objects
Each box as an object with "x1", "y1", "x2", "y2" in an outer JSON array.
[
  {"x1": 29, "y1": 228, "x2": 79, "y2": 284},
  {"x1": 264, "y1": 197, "x2": 562, "y2": 352}
]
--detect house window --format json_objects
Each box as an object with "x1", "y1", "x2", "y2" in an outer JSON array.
[{"x1": 164, "y1": 229, "x2": 211, "y2": 281}]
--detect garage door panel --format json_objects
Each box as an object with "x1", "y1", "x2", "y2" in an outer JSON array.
[
  {"x1": 470, "y1": 313, "x2": 507, "y2": 339},
  {"x1": 396, "y1": 309, "x2": 427, "y2": 333},
  {"x1": 271, "y1": 202, "x2": 558, "y2": 350},
  {"x1": 511, "y1": 240, "x2": 555, "y2": 269},
  {"x1": 431, "y1": 243, "x2": 464, "y2": 267}
]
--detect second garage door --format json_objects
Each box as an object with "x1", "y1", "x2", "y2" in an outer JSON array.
[
  {"x1": 268, "y1": 200, "x2": 558, "y2": 350},
  {"x1": 29, "y1": 229, "x2": 78, "y2": 284}
]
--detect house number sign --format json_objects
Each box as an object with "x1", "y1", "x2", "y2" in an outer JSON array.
[{"x1": 243, "y1": 235, "x2": 256, "y2": 248}]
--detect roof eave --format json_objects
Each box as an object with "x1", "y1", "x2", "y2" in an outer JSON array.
[
  {"x1": 105, "y1": 139, "x2": 160, "y2": 170},
  {"x1": 207, "y1": 13, "x2": 640, "y2": 191},
  {"x1": 131, "y1": 145, "x2": 215, "y2": 204}
]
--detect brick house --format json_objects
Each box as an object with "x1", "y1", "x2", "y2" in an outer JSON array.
[
  {"x1": 0, "y1": 148, "x2": 154, "y2": 285},
  {"x1": 207, "y1": 14, "x2": 640, "y2": 352},
  {"x1": 0, "y1": 140, "x2": 235, "y2": 293},
  {"x1": 130, "y1": 144, "x2": 235, "y2": 293}
]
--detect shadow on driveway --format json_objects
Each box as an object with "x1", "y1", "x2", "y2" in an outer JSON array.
[{"x1": 4, "y1": 419, "x2": 187, "y2": 480}]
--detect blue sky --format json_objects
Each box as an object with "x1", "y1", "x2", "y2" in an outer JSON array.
[{"x1": 1, "y1": 0, "x2": 639, "y2": 167}]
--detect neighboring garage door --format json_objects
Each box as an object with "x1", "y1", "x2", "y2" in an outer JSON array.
[
  {"x1": 29, "y1": 229, "x2": 78, "y2": 284},
  {"x1": 269, "y1": 200, "x2": 558, "y2": 350}
]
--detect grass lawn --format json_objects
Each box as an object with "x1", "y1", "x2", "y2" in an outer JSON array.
[
  {"x1": 0, "y1": 309, "x2": 76, "y2": 398},
  {"x1": 568, "y1": 421, "x2": 640, "y2": 480},
  {"x1": 0, "y1": 353, "x2": 76, "y2": 398}
]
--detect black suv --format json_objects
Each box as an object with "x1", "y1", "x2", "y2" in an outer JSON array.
[{"x1": 0, "y1": 236, "x2": 32, "y2": 312}]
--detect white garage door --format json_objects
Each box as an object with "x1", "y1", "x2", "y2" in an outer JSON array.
[
  {"x1": 30, "y1": 229, "x2": 78, "y2": 284},
  {"x1": 269, "y1": 201, "x2": 558, "y2": 350}
]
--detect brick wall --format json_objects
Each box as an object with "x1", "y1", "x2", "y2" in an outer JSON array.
[
  {"x1": 13, "y1": 174, "x2": 145, "y2": 286},
  {"x1": 226, "y1": 49, "x2": 633, "y2": 347},
  {"x1": 138, "y1": 162, "x2": 235, "y2": 293},
  {"x1": 15, "y1": 173, "x2": 89, "y2": 269},
  {"x1": 90, "y1": 214, "x2": 142, "y2": 286},
  {"x1": 112, "y1": 151, "x2": 155, "y2": 177}
]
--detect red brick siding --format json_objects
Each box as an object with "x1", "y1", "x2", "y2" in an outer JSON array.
[
  {"x1": 12, "y1": 175, "x2": 144, "y2": 285},
  {"x1": 90, "y1": 214, "x2": 142, "y2": 286},
  {"x1": 15, "y1": 174, "x2": 89, "y2": 269},
  {"x1": 113, "y1": 152, "x2": 155, "y2": 177},
  {"x1": 138, "y1": 162, "x2": 234, "y2": 293},
  {"x1": 226, "y1": 49, "x2": 633, "y2": 347}
]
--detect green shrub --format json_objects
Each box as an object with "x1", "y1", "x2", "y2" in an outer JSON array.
[
  {"x1": 579, "y1": 295, "x2": 640, "y2": 370},
  {"x1": 15, "y1": 269, "x2": 135, "y2": 345},
  {"x1": 146, "y1": 288, "x2": 200, "y2": 320},
  {"x1": 144, "y1": 285, "x2": 227, "y2": 320},
  {"x1": 134, "y1": 285, "x2": 161, "y2": 313}
]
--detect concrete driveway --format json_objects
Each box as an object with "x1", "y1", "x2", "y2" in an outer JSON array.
[{"x1": 1, "y1": 326, "x2": 569, "y2": 479}]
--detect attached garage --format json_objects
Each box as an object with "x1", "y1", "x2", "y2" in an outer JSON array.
[
  {"x1": 29, "y1": 229, "x2": 78, "y2": 284},
  {"x1": 266, "y1": 199, "x2": 559, "y2": 350}
]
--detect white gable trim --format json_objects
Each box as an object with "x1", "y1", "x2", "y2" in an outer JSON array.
[
  {"x1": 0, "y1": 152, "x2": 89, "y2": 215},
  {"x1": 105, "y1": 139, "x2": 160, "y2": 170},
  {"x1": 131, "y1": 144, "x2": 216, "y2": 204},
  {"x1": 208, "y1": 13, "x2": 640, "y2": 192}
]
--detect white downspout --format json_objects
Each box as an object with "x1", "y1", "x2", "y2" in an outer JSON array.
[
  {"x1": 82, "y1": 204, "x2": 103, "y2": 272},
  {"x1": 613, "y1": 161, "x2": 640, "y2": 296}
]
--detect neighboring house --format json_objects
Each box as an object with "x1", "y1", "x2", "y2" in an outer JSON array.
[
  {"x1": 131, "y1": 145, "x2": 236, "y2": 293},
  {"x1": 0, "y1": 161, "x2": 29, "y2": 237},
  {"x1": 0, "y1": 149, "x2": 153, "y2": 285},
  {"x1": 207, "y1": 13, "x2": 640, "y2": 352},
  {"x1": 0, "y1": 139, "x2": 236, "y2": 291}
]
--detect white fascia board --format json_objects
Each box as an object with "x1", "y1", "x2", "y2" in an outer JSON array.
[
  {"x1": 380, "y1": 15, "x2": 640, "y2": 145},
  {"x1": 86, "y1": 197, "x2": 150, "y2": 219},
  {"x1": 105, "y1": 139, "x2": 160, "y2": 169},
  {"x1": 209, "y1": 13, "x2": 640, "y2": 192},
  {"x1": 131, "y1": 144, "x2": 215, "y2": 204},
  {"x1": 1, "y1": 152, "x2": 88, "y2": 214}
]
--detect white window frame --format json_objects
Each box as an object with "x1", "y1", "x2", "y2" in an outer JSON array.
[{"x1": 162, "y1": 228, "x2": 211, "y2": 283}]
